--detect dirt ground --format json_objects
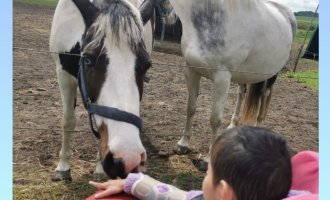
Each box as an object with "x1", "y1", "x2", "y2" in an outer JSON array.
[{"x1": 13, "y1": 2, "x2": 319, "y2": 199}]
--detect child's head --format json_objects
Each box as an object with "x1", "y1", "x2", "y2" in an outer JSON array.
[{"x1": 202, "y1": 126, "x2": 292, "y2": 200}]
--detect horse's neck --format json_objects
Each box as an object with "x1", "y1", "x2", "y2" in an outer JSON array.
[{"x1": 168, "y1": 0, "x2": 191, "y2": 22}]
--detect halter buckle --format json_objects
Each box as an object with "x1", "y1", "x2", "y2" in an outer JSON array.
[{"x1": 86, "y1": 98, "x2": 91, "y2": 110}]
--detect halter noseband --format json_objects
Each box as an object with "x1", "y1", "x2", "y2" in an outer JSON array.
[
  {"x1": 155, "y1": 0, "x2": 174, "y2": 43},
  {"x1": 78, "y1": 58, "x2": 143, "y2": 139}
]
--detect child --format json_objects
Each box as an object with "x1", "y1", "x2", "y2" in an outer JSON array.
[{"x1": 89, "y1": 126, "x2": 319, "y2": 200}]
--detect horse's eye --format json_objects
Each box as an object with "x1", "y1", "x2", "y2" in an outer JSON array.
[{"x1": 84, "y1": 58, "x2": 93, "y2": 67}]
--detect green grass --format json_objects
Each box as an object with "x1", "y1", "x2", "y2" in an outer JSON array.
[
  {"x1": 13, "y1": 168, "x2": 97, "y2": 200},
  {"x1": 294, "y1": 16, "x2": 318, "y2": 44},
  {"x1": 287, "y1": 69, "x2": 319, "y2": 89},
  {"x1": 294, "y1": 29, "x2": 314, "y2": 43},
  {"x1": 13, "y1": 0, "x2": 59, "y2": 7},
  {"x1": 295, "y1": 16, "x2": 319, "y2": 27}
]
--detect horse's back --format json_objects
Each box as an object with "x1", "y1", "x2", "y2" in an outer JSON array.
[
  {"x1": 233, "y1": 1, "x2": 296, "y2": 82},
  {"x1": 265, "y1": 1, "x2": 297, "y2": 42},
  {"x1": 179, "y1": 0, "x2": 296, "y2": 84}
]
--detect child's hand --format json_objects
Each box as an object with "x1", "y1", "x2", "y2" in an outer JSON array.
[{"x1": 89, "y1": 178, "x2": 126, "y2": 199}]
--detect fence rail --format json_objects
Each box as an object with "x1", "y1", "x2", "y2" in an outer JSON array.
[
  {"x1": 13, "y1": 46, "x2": 319, "y2": 80},
  {"x1": 13, "y1": 127, "x2": 202, "y2": 137}
]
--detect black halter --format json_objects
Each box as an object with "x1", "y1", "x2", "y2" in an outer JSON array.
[{"x1": 77, "y1": 58, "x2": 143, "y2": 139}]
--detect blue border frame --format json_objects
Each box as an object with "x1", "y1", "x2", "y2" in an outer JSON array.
[
  {"x1": 6, "y1": 0, "x2": 325, "y2": 199},
  {"x1": 1, "y1": 1, "x2": 13, "y2": 199},
  {"x1": 319, "y1": 1, "x2": 327, "y2": 199}
]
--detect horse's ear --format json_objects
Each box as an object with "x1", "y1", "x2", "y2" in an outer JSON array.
[
  {"x1": 72, "y1": 0, "x2": 100, "y2": 27},
  {"x1": 139, "y1": 0, "x2": 156, "y2": 26}
]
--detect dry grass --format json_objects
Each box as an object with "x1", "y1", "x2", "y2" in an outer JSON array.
[
  {"x1": 13, "y1": 138, "x2": 206, "y2": 199},
  {"x1": 13, "y1": 158, "x2": 98, "y2": 200}
]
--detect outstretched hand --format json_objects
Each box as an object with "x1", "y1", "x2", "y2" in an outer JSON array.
[{"x1": 89, "y1": 178, "x2": 126, "y2": 199}]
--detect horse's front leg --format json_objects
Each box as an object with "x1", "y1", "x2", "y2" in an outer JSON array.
[
  {"x1": 173, "y1": 67, "x2": 201, "y2": 155},
  {"x1": 228, "y1": 84, "x2": 246, "y2": 129},
  {"x1": 200, "y1": 72, "x2": 231, "y2": 171},
  {"x1": 93, "y1": 151, "x2": 106, "y2": 181},
  {"x1": 52, "y1": 68, "x2": 78, "y2": 181}
]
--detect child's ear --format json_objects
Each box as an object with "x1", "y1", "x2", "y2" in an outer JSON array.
[{"x1": 219, "y1": 180, "x2": 237, "y2": 200}]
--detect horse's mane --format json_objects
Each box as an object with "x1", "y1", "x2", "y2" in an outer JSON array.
[{"x1": 86, "y1": 0, "x2": 144, "y2": 53}]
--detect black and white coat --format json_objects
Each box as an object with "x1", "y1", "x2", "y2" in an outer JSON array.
[{"x1": 49, "y1": 0, "x2": 156, "y2": 181}]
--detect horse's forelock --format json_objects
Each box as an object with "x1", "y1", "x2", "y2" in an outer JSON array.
[{"x1": 86, "y1": 0, "x2": 144, "y2": 53}]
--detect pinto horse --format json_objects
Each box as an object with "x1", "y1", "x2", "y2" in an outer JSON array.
[
  {"x1": 160, "y1": 0, "x2": 297, "y2": 170},
  {"x1": 50, "y1": 0, "x2": 157, "y2": 181}
]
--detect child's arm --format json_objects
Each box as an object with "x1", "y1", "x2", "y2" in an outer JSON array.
[
  {"x1": 89, "y1": 179, "x2": 126, "y2": 199},
  {"x1": 89, "y1": 173, "x2": 203, "y2": 200},
  {"x1": 124, "y1": 173, "x2": 203, "y2": 200}
]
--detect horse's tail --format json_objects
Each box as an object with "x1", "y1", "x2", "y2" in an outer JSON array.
[
  {"x1": 241, "y1": 82, "x2": 274, "y2": 124},
  {"x1": 263, "y1": 85, "x2": 273, "y2": 122}
]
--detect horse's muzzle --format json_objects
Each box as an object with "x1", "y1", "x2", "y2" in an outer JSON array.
[{"x1": 102, "y1": 151, "x2": 146, "y2": 179}]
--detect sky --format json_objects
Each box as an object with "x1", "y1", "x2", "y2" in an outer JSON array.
[{"x1": 270, "y1": 0, "x2": 319, "y2": 12}]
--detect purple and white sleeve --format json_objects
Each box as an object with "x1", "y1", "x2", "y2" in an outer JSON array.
[
  {"x1": 124, "y1": 173, "x2": 144, "y2": 194},
  {"x1": 185, "y1": 190, "x2": 203, "y2": 200},
  {"x1": 124, "y1": 173, "x2": 202, "y2": 200},
  {"x1": 287, "y1": 189, "x2": 311, "y2": 197}
]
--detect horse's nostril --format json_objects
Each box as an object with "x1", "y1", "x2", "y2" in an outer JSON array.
[
  {"x1": 140, "y1": 161, "x2": 145, "y2": 167},
  {"x1": 103, "y1": 152, "x2": 127, "y2": 179}
]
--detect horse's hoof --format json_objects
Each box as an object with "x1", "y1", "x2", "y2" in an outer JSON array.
[
  {"x1": 52, "y1": 170, "x2": 72, "y2": 182},
  {"x1": 199, "y1": 161, "x2": 208, "y2": 171},
  {"x1": 173, "y1": 144, "x2": 188, "y2": 155},
  {"x1": 93, "y1": 173, "x2": 107, "y2": 182}
]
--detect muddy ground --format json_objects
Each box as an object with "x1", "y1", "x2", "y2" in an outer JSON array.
[{"x1": 13, "y1": 2, "x2": 319, "y2": 199}]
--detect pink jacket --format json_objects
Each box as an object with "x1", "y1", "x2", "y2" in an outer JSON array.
[{"x1": 283, "y1": 151, "x2": 319, "y2": 200}]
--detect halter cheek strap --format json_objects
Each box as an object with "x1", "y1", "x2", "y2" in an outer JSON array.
[{"x1": 78, "y1": 58, "x2": 143, "y2": 139}]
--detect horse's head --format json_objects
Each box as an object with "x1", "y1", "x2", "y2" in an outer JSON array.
[
  {"x1": 156, "y1": 0, "x2": 177, "y2": 25},
  {"x1": 72, "y1": 0, "x2": 155, "y2": 179}
]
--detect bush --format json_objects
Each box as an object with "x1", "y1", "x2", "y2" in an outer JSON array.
[{"x1": 297, "y1": 23, "x2": 315, "y2": 31}]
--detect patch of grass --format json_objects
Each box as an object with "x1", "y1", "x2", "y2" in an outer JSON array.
[
  {"x1": 294, "y1": 16, "x2": 318, "y2": 44},
  {"x1": 295, "y1": 16, "x2": 319, "y2": 27},
  {"x1": 13, "y1": 0, "x2": 59, "y2": 7},
  {"x1": 13, "y1": 168, "x2": 97, "y2": 200},
  {"x1": 175, "y1": 170, "x2": 203, "y2": 190},
  {"x1": 286, "y1": 69, "x2": 319, "y2": 89},
  {"x1": 147, "y1": 165, "x2": 204, "y2": 191},
  {"x1": 294, "y1": 29, "x2": 314, "y2": 44},
  {"x1": 298, "y1": 59, "x2": 319, "y2": 68}
]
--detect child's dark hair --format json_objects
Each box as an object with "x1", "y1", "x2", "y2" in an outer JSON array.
[{"x1": 210, "y1": 126, "x2": 292, "y2": 200}]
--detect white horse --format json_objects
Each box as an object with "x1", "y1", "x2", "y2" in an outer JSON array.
[
  {"x1": 50, "y1": 0, "x2": 157, "y2": 181},
  {"x1": 160, "y1": 0, "x2": 297, "y2": 170}
]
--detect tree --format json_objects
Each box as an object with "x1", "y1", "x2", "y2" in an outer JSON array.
[{"x1": 294, "y1": 11, "x2": 319, "y2": 18}]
